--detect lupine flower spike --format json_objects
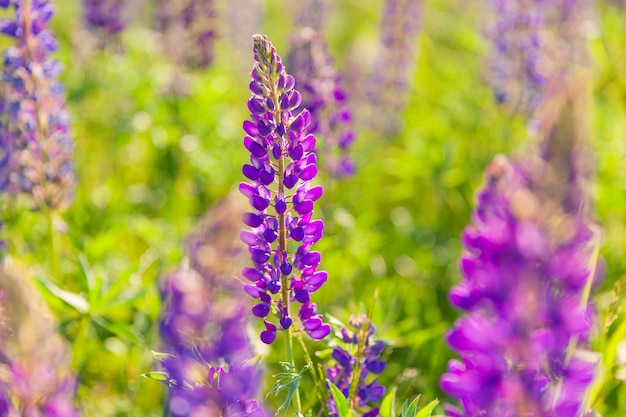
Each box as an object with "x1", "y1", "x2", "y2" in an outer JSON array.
[
  {"x1": 0, "y1": 0, "x2": 75, "y2": 211},
  {"x1": 486, "y1": 0, "x2": 593, "y2": 115},
  {"x1": 288, "y1": 27, "x2": 356, "y2": 178},
  {"x1": 369, "y1": 0, "x2": 424, "y2": 135},
  {"x1": 327, "y1": 315, "x2": 387, "y2": 417},
  {"x1": 441, "y1": 98, "x2": 601, "y2": 416},
  {"x1": 155, "y1": 0, "x2": 217, "y2": 69},
  {"x1": 83, "y1": 0, "x2": 124, "y2": 38},
  {"x1": 0, "y1": 261, "x2": 80, "y2": 416},
  {"x1": 159, "y1": 266, "x2": 267, "y2": 417},
  {"x1": 240, "y1": 34, "x2": 330, "y2": 343}
]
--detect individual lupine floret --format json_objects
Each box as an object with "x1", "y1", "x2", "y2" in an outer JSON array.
[
  {"x1": 0, "y1": 0, "x2": 75, "y2": 210},
  {"x1": 83, "y1": 0, "x2": 124, "y2": 37},
  {"x1": 327, "y1": 315, "x2": 386, "y2": 417},
  {"x1": 0, "y1": 261, "x2": 80, "y2": 416},
  {"x1": 369, "y1": 0, "x2": 424, "y2": 135},
  {"x1": 440, "y1": 145, "x2": 601, "y2": 416},
  {"x1": 485, "y1": 0, "x2": 593, "y2": 115},
  {"x1": 240, "y1": 34, "x2": 330, "y2": 344},
  {"x1": 155, "y1": 0, "x2": 216, "y2": 69},
  {"x1": 287, "y1": 27, "x2": 356, "y2": 178},
  {"x1": 159, "y1": 266, "x2": 267, "y2": 417}
]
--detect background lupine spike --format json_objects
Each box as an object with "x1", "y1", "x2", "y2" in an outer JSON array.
[
  {"x1": 287, "y1": 26, "x2": 356, "y2": 178},
  {"x1": 326, "y1": 315, "x2": 387, "y2": 417},
  {"x1": 241, "y1": 34, "x2": 330, "y2": 343},
  {"x1": 158, "y1": 192, "x2": 268, "y2": 416},
  {"x1": 0, "y1": 259, "x2": 80, "y2": 416},
  {"x1": 368, "y1": 0, "x2": 424, "y2": 136},
  {"x1": 0, "y1": 0, "x2": 75, "y2": 211},
  {"x1": 485, "y1": 0, "x2": 594, "y2": 115},
  {"x1": 440, "y1": 93, "x2": 602, "y2": 415},
  {"x1": 83, "y1": 0, "x2": 124, "y2": 38},
  {"x1": 155, "y1": 0, "x2": 216, "y2": 69}
]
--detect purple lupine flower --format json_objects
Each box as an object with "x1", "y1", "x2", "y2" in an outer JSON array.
[
  {"x1": 485, "y1": 0, "x2": 593, "y2": 114},
  {"x1": 159, "y1": 266, "x2": 267, "y2": 417},
  {"x1": 155, "y1": 0, "x2": 216, "y2": 69},
  {"x1": 440, "y1": 149, "x2": 601, "y2": 416},
  {"x1": 240, "y1": 34, "x2": 330, "y2": 344},
  {"x1": 369, "y1": 0, "x2": 424, "y2": 135},
  {"x1": 287, "y1": 27, "x2": 356, "y2": 178},
  {"x1": 0, "y1": 263, "x2": 80, "y2": 416},
  {"x1": 83, "y1": 0, "x2": 124, "y2": 36},
  {"x1": 327, "y1": 315, "x2": 386, "y2": 417},
  {"x1": 0, "y1": 0, "x2": 75, "y2": 210}
]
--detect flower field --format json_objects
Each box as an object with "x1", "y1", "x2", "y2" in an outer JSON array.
[{"x1": 1, "y1": 0, "x2": 626, "y2": 416}]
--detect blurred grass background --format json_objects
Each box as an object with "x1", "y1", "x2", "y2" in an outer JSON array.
[{"x1": 2, "y1": 0, "x2": 625, "y2": 415}]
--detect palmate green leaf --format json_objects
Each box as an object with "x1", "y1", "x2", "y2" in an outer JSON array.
[
  {"x1": 267, "y1": 362, "x2": 311, "y2": 413},
  {"x1": 415, "y1": 399, "x2": 438, "y2": 417},
  {"x1": 380, "y1": 387, "x2": 397, "y2": 417}
]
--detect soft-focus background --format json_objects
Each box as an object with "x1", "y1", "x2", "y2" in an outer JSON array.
[{"x1": 2, "y1": 0, "x2": 626, "y2": 415}]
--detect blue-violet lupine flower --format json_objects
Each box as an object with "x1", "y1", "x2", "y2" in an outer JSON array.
[
  {"x1": 440, "y1": 151, "x2": 601, "y2": 417},
  {"x1": 327, "y1": 315, "x2": 386, "y2": 417},
  {"x1": 369, "y1": 0, "x2": 424, "y2": 135},
  {"x1": 159, "y1": 266, "x2": 267, "y2": 417},
  {"x1": 83, "y1": 0, "x2": 124, "y2": 37},
  {"x1": 240, "y1": 34, "x2": 330, "y2": 344},
  {"x1": 155, "y1": 0, "x2": 216, "y2": 69},
  {"x1": 287, "y1": 27, "x2": 356, "y2": 178},
  {"x1": 486, "y1": 0, "x2": 593, "y2": 115},
  {"x1": 0, "y1": 0, "x2": 75, "y2": 210},
  {"x1": 0, "y1": 262, "x2": 80, "y2": 416}
]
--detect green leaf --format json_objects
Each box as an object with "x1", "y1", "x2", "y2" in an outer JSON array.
[
  {"x1": 267, "y1": 362, "x2": 309, "y2": 412},
  {"x1": 380, "y1": 387, "x2": 397, "y2": 417},
  {"x1": 141, "y1": 371, "x2": 171, "y2": 386},
  {"x1": 141, "y1": 371, "x2": 169, "y2": 381},
  {"x1": 401, "y1": 396, "x2": 420, "y2": 417},
  {"x1": 151, "y1": 351, "x2": 175, "y2": 362},
  {"x1": 33, "y1": 277, "x2": 89, "y2": 314},
  {"x1": 327, "y1": 380, "x2": 350, "y2": 417},
  {"x1": 415, "y1": 399, "x2": 439, "y2": 417},
  {"x1": 92, "y1": 316, "x2": 143, "y2": 344}
]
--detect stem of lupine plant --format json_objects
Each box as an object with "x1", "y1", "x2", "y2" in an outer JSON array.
[
  {"x1": 295, "y1": 332, "x2": 327, "y2": 411},
  {"x1": 46, "y1": 209, "x2": 61, "y2": 282},
  {"x1": 272, "y1": 72, "x2": 302, "y2": 415}
]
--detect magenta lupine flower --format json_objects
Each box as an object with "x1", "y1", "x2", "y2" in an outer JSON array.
[
  {"x1": 83, "y1": 0, "x2": 124, "y2": 36},
  {"x1": 486, "y1": 0, "x2": 592, "y2": 114},
  {"x1": 327, "y1": 316, "x2": 387, "y2": 417},
  {"x1": 159, "y1": 267, "x2": 267, "y2": 417},
  {"x1": 0, "y1": 0, "x2": 75, "y2": 210},
  {"x1": 287, "y1": 27, "x2": 356, "y2": 178},
  {"x1": 440, "y1": 151, "x2": 600, "y2": 417},
  {"x1": 0, "y1": 264, "x2": 80, "y2": 416},
  {"x1": 369, "y1": 0, "x2": 424, "y2": 135},
  {"x1": 155, "y1": 0, "x2": 216, "y2": 69},
  {"x1": 240, "y1": 34, "x2": 330, "y2": 344}
]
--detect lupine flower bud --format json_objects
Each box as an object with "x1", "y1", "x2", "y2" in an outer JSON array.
[
  {"x1": 0, "y1": 260, "x2": 80, "y2": 416},
  {"x1": 288, "y1": 27, "x2": 356, "y2": 178},
  {"x1": 369, "y1": 0, "x2": 424, "y2": 135},
  {"x1": 327, "y1": 315, "x2": 386, "y2": 417},
  {"x1": 155, "y1": 0, "x2": 216, "y2": 69},
  {"x1": 485, "y1": 0, "x2": 594, "y2": 115},
  {"x1": 241, "y1": 34, "x2": 330, "y2": 343},
  {"x1": 0, "y1": 0, "x2": 75, "y2": 210},
  {"x1": 440, "y1": 97, "x2": 601, "y2": 416},
  {"x1": 83, "y1": 0, "x2": 124, "y2": 37}
]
